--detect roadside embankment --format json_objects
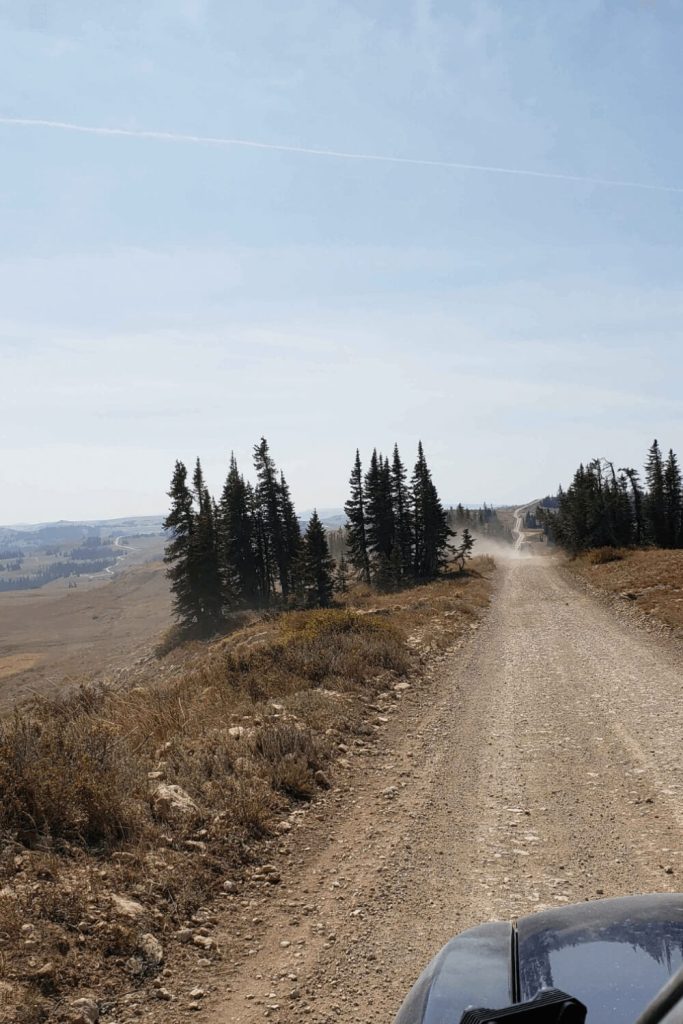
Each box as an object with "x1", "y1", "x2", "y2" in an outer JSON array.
[
  {"x1": 0, "y1": 559, "x2": 494, "y2": 1024},
  {"x1": 567, "y1": 547, "x2": 683, "y2": 637}
]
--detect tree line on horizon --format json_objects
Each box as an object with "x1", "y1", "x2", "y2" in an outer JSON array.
[
  {"x1": 163, "y1": 438, "x2": 473, "y2": 635},
  {"x1": 539, "y1": 440, "x2": 683, "y2": 555},
  {"x1": 448, "y1": 503, "x2": 512, "y2": 543}
]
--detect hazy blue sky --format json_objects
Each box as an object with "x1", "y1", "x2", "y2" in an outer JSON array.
[{"x1": 2, "y1": 0, "x2": 683, "y2": 523}]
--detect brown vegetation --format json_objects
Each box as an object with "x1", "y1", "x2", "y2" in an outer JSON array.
[
  {"x1": 0, "y1": 562, "x2": 172, "y2": 710},
  {"x1": 571, "y1": 548, "x2": 683, "y2": 631},
  {"x1": 585, "y1": 546, "x2": 626, "y2": 566},
  {"x1": 0, "y1": 560, "x2": 493, "y2": 1022}
]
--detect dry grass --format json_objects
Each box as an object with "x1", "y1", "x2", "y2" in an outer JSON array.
[
  {"x1": 0, "y1": 558, "x2": 494, "y2": 1021},
  {"x1": 585, "y1": 546, "x2": 626, "y2": 566},
  {"x1": 572, "y1": 548, "x2": 683, "y2": 631},
  {"x1": 0, "y1": 654, "x2": 40, "y2": 682}
]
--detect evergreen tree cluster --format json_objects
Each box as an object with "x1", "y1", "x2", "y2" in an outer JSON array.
[
  {"x1": 449, "y1": 503, "x2": 512, "y2": 543},
  {"x1": 165, "y1": 438, "x2": 472, "y2": 632},
  {"x1": 344, "y1": 442, "x2": 458, "y2": 588},
  {"x1": 540, "y1": 440, "x2": 683, "y2": 555},
  {"x1": 164, "y1": 438, "x2": 337, "y2": 634}
]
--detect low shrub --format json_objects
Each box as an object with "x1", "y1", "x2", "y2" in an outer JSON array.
[
  {"x1": 587, "y1": 546, "x2": 626, "y2": 565},
  {"x1": 252, "y1": 721, "x2": 326, "y2": 800},
  {"x1": 223, "y1": 609, "x2": 409, "y2": 696},
  {"x1": 0, "y1": 706, "x2": 144, "y2": 848}
]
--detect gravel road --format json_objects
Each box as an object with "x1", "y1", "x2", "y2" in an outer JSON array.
[{"x1": 207, "y1": 556, "x2": 683, "y2": 1024}]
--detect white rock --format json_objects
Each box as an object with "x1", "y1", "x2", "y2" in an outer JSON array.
[
  {"x1": 71, "y1": 998, "x2": 99, "y2": 1024},
  {"x1": 139, "y1": 933, "x2": 164, "y2": 965},
  {"x1": 110, "y1": 894, "x2": 146, "y2": 921},
  {"x1": 152, "y1": 784, "x2": 198, "y2": 819}
]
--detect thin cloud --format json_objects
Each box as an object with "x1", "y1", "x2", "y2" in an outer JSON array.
[{"x1": 1, "y1": 116, "x2": 683, "y2": 195}]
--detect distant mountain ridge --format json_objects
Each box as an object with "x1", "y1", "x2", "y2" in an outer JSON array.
[
  {"x1": 3, "y1": 503, "x2": 514, "y2": 541},
  {"x1": 0, "y1": 515, "x2": 165, "y2": 542}
]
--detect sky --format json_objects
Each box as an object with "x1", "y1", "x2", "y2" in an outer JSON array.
[{"x1": 2, "y1": 0, "x2": 683, "y2": 523}]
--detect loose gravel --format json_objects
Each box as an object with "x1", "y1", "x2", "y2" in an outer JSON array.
[{"x1": 172, "y1": 556, "x2": 683, "y2": 1024}]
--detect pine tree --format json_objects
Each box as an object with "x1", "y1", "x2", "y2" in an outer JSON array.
[
  {"x1": 544, "y1": 456, "x2": 638, "y2": 554},
  {"x1": 218, "y1": 454, "x2": 260, "y2": 605},
  {"x1": 614, "y1": 470, "x2": 635, "y2": 546},
  {"x1": 253, "y1": 438, "x2": 290, "y2": 599},
  {"x1": 664, "y1": 449, "x2": 682, "y2": 548},
  {"x1": 334, "y1": 553, "x2": 349, "y2": 594},
  {"x1": 645, "y1": 440, "x2": 667, "y2": 546},
  {"x1": 278, "y1": 472, "x2": 302, "y2": 596},
  {"x1": 363, "y1": 449, "x2": 381, "y2": 558},
  {"x1": 620, "y1": 467, "x2": 645, "y2": 546},
  {"x1": 390, "y1": 443, "x2": 413, "y2": 582},
  {"x1": 365, "y1": 450, "x2": 395, "y2": 579},
  {"x1": 411, "y1": 442, "x2": 453, "y2": 579},
  {"x1": 163, "y1": 460, "x2": 198, "y2": 631},
  {"x1": 192, "y1": 458, "x2": 223, "y2": 630},
  {"x1": 299, "y1": 510, "x2": 335, "y2": 608},
  {"x1": 601, "y1": 461, "x2": 627, "y2": 547},
  {"x1": 454, "y1": 527, "x2": 475, "y2": 572},
  {"x1": 551, "y1": 459, "x2": 630, "y2": 554},
  {"x1": 344, "y1": 450, "x2": 371, "y2": 584},
  {"x1": 250, "y1": 482, "x2": 273, "y2": 604}
]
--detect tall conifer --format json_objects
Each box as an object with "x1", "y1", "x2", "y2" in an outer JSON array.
[
  {"x1": 254, "y1": 438, "x2": 290, "y2": 598},
  {"x1": 621, "y1": 467, "x2": 645, "y2": 546},
  {"x1": 411, "y1": 442, "x2": 452, "y2": 579},
  {"x1": 664, "y1": 449, "x2": 682, "y2": 548},
  {"x1": 645, "y1": 440, "x2": 667, "y2": 546},
  {"x1": 250, "y1": 482, "x2": 273, "y2": 604},
  {"x1": 299, "y1": 510, "x2": 335, "y2": 608},
  {"x1": 344, "y1": 450, "x2": 371, "y2": 584},
  {"x1": 365, "y1": 450, "x2": 395, "y2": 582},
  {"x1": 192, "y1": 458, "x2": 223, "y2": 629},
  {"x1": 163, "y1": 460, "x2": 198, "y2": 631},
  {"x1": 219, "y1": 454, "x2": 259, "y2": 605},
  {"x1": 390, "y1": 443, "x2": 413, "y2": 582},
  {"x1": 279, "y1": 472, "x2": 302, "y2": 595}
]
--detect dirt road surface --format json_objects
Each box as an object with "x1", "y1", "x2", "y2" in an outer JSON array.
[{"x1": 200, "y1": 555, "x2": 683, "y2": 1024}]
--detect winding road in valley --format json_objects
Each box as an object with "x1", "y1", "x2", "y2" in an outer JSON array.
[{"x1": 192, "y1": 549, "x2": 683, "y2": 1024}]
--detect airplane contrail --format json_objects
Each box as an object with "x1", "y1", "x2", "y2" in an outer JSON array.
[{"x1": 1, "y1": 115, "x2": 682, "y2": 195}]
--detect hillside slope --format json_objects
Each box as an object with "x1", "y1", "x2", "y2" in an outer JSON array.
[{"x1": 0, "y1": 560, "x2": 171, "y2": 709}]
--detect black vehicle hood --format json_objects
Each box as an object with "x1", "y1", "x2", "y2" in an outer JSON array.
[{"x1": 394, "y1": 894, "x2": 683, "y2": 1024}]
